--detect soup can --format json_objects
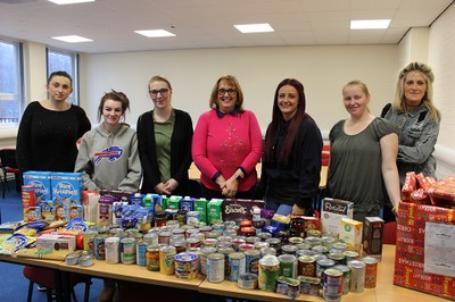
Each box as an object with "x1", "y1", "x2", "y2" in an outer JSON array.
[
  {"x1": 322, "y1": 268, "x2": 343, "y2": 302},
  {"x1": 206, "y1": 253, "x2": 225, "y2": 283}
]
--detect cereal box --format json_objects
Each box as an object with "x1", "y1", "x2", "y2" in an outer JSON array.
[
  {"x1": 321, "y1": 198, "x2": 354, "y2": 236},
  {"x1": 339, "y1": 218, "x2": 363, "y2": 254},
  {"x1": 51, "y1": 172, "x2": 83, "y2": 205},
  {"x1": 23, "y1": 171, "x2": 52, "y2": 202}
]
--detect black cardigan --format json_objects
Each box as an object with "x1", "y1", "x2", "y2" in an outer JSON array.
[
  {"x1": 136, "y1": 109, "x2": 193, "y2": 194},
  {"x1": 258, "y1": 114, "x2": 322, "y2": 209}
]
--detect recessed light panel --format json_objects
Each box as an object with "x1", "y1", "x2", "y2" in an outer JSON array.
[
  {"x1": 48, "y1": 0, "x2": 95, "y2": 4},
  {"x1": 52, "y1": 35, "x2": 93, "y2": 43},
  {"x1": 350, "y1": 19, "x2": 391, "y2": 30},
  {"x1": 234, "y1": 23, "x2": 274, "y2": 33},
  {"x1": 134, "y1": 29, "x2": 176, "y2": 38}
]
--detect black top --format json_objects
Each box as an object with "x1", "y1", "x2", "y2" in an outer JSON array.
[
  {"x1": 16, "y1": 101, "x2": 91, "y2": 172},
  {"x1": 259, "y1": 114, "x2": 323, "y2": 209},
  {"x1": 136, "y1": 109, "x2": 193, "y2": 194}
]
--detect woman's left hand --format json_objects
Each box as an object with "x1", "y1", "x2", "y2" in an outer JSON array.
[
  {"x1": 291, "y1": 204, "x2": 305, "y2": 217},
  {"x1": 164, "y1": 178, "x2": 179, "y2": 193},
  {"x1": 222, "y1": 177, "x2": 239, "y2": 197}
]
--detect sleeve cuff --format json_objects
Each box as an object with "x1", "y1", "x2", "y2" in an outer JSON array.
[{"x1": 211, "y1": 171, "x2": 221, "y2": 183}]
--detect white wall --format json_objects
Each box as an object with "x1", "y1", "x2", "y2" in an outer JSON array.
[
  {"x1": 80, "y1": 45, "x2": 398, "y2": 135},
  {"x1": 397, "y1": 27, "x2": 430, "y2": 69},
  {"x1": 428, "y1": 3, "x2": 455, "y2": 177}
]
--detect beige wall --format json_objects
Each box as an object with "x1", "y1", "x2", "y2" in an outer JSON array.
[{"x1": 81, "y1": 45, "x2": 398, "y2": 136}]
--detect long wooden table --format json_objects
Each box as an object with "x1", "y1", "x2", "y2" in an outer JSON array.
[{"x1": 0, "y1": 245, "x2": 449, "y2": 302}]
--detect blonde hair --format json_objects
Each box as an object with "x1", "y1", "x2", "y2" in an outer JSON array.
[
  {"x1": 393, "y1": 62, "x2": 440, "y2": 121},
  {"x1": 209, "y1": 75, "x2": 244, "y2": 110},
  {"x1": 342, "y1": 80, "x2": 370, "y2": 98}
]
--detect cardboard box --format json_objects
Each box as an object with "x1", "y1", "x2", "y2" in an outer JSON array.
[
  {"x1": 222, "y1": 198, "x2": 265, "y2": 222},
  {"x1": 23, "y1": 171, "x2": 52, "y2": 201},
  {"x1": 394, "y1": 201, "x2": 455, "y2": 300},
  {"x1": 207, "y1": 198, "x2": 223, "y2": 225},
  {"x1": 321, "y1": 198, "x2": 354, "y2": 236},
  {"x1": 363, "y1": 217, "x2": 384, "y2": 259},
  {"x1": 339, "y1": 218, "x2": 363, "y2": 254}
]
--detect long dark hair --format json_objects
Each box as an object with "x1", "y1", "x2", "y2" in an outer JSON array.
[{"x1": 264, "y1": 78, "x2": 307, "y2": 163}]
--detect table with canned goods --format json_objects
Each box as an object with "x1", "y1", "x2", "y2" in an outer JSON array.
[{"x1": 198, "y1": 244, "x2": 447, "y2": 302}]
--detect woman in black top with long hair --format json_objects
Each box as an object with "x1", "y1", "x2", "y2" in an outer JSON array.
[{"x1": 259, "y1": 78, "x2": 322, "y2": 216}]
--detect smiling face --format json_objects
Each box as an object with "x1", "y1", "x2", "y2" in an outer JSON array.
[
  {"x1": 47, "y1": 75, "x2": 72, "y2": 102},
  {"x1": 277, "y1": 84, "x2": 299, "y2": 121},
  {"x1": 342, "y1": 84, "x2": 369, "y2": 118},
  {"x1": 149, "y1": 80, "x2": 172, "y2": 110},
  {"x1": 102, "y1": 99, "x2": 123, "y2": 126},
  {"x1": 403, "y1": 71, "x2": 427, "y2": 109},
  {"x1": 216, "y1": 79, "x2": 237, "y2": 113}
]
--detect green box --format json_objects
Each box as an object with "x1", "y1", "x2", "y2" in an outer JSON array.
[
  {"x1": 207, "y1": 198, "x2": 223, "y2": 225},
  {"x1": 167, "y1": 195, "x2": 182, "y2": 210},
  {"x1": 194, "y1": 198, "x2": 208, "y2": 224}
]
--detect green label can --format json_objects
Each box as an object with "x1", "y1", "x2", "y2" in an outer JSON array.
[{"x1": 258, "y1": 255, "x2": 280, "y2": 292}]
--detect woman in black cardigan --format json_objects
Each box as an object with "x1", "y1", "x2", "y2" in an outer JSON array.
[{"x1": 137, "y1": 75, "x2": 194, "y2": 195}]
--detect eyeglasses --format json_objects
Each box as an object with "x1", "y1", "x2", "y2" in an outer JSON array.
[
  {"x1": 149, "y1": 88, "x2": 169, "y2": 96},
  {"x1": 217, "y1": 89, "x2": 236, "y2": 95}
]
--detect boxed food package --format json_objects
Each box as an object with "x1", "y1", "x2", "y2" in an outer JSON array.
[
  {"x1": 207, "y1": 198, "x2": 223, "y2": 225},
  {"x1": 51, "y1": 172, "x2": 83, "y2": 207},
  {"x1": 222, "y1": 198, "x2": 265, "y2": 222},
  {"x1": 23, "y1": 171, "x2": 52, "y2": 202},
  {"x1": 194, "y1": 198, "x2": 208, "y2": 224},
  {"x1": 36, "y1": 233, "x2": 76, "y2": 252},
  {"x1": 167, "y1": 195, "x2": 182, "y2": 210},
  {"x1": 81, "y1": 190, "x2": 99, "y2": 223},
  {"x1": 339, "y1": 218, "x2": 363, "y2": 254},
  {"x1": 394, "y1": 201, "x2": 455, "y2": 300},
  {"x1": 321, "y1": 198, "x2": 354, "y2": 236},
  {"x1": 363, "y1": 217, "x2": 384, "y2": 259}
]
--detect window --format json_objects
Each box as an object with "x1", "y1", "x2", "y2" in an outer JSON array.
[
  {"x1": 47, "y1": 48, "x2": 79, "y2": 104},
  {"x1": 0, "y1": 39, "x2": 23, "y2": 126}
]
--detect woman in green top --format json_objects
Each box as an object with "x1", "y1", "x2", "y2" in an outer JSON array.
[
  {"x1": 137, "y1": 75, "x2": 193, "y2": 195},
  {"x1": 327, "y1": 80, "x2": 401, "y2": 221}
]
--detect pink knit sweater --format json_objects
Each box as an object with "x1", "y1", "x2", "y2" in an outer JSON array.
[{"x1": 192, "y1": 109, "x2": 262, "y2": 192}]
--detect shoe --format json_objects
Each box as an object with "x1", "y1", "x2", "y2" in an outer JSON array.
[{"x1": 36, "y1": 285, "x2": 48, "y2": 292}]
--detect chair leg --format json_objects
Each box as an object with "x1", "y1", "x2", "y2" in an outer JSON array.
[
  {"x1": 27, "y1": 280, "x2": 34, "y2": 302},
  {"x1": 71, "y1": 288, "x2": 78, "y2": 302},
  {"x1": 46, "y1": 289, "x2": 53, "y2": 302}
]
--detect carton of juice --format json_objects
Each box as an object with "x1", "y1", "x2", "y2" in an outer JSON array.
[{"x1": 207, "y1": 198, "x2": 223, "y2": 225}]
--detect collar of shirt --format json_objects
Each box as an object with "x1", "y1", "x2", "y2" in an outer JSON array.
[{"x1": 216, "y1": 108, "x2": 240, "y2": 118}]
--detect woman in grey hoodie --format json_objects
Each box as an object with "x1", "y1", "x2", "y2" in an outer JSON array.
[{"x1": 75, "y1": 90, "x2": 141, "y2": 192}]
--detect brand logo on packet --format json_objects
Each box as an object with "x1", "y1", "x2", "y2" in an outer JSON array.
[
  {"x1": 31, "y1": 180, "x2": 48, "y2": 199},
  {"x1": 55, "y1": 182, "x2": 77, "y2": 199},
  {"x1": 94, "y1": 146, "x2": 123, "y2": 165}
]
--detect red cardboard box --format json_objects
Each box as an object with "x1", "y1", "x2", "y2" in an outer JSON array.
[{"x1": 394, "y1": 201, "x2": 455, "y2": 300}]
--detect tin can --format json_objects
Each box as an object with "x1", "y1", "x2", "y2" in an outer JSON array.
[
  {"x1": 228, "y1": 252, "x2": 246, "y2": 281},
  {"x1": 279, "y1": 254, "x2": 297, "y2": 278},
  {"x1": 334, "y1": 264, "x2": 351, "y2": 295},
  {"x1": 265, "y1": 238, "x2": 281, "y2": 252},
  {"x1": 257, "y1": 232, "x2": 272, "y2": 241},
  {"x1": 306, "y1": 229, "x2": 321, "y2": 237},
  {"x1": 312, "y1": 244, "x2": 329, "y2": 254},
  {"x1": 322, "y1": 268, "x2": 343, "y2": 302},
  {"x1": 203, "y1": 238, "x2": 218, "y2": 247},
  {"x1": 344, "y1": 250, "x2": 359, "y2": 263},
  {"x1": 316, "y1": 258, "x2": 335, "y2": 278},
  {"x1": 160, "y1": 245, "x2": 176, "y2": 275},
  {"x1": 218, "y1": 246, "x2": 235, "y2": 277},
  {"x1": 276, "y1": 276, "x2": 300, "y2": 299},
  {"x1": 105, "y1": 237, "x2": 120, "y2": 264},
  {"x1": 253, "y1": 241, "x2": 269, "y2": 250},
  {"x1": 298, "y1": 276, "x2": 320, "y2": 296},
  {"x1": 79, "y1": 253, "x2": 94, "y2": 267},
  {"x1": 362, "y1": 256, "x2": 378, "y2": 288},
  {"x1": 206, "y1": 253, "x2": 225, "y2": 283},
  {"x1": 120, "y1": 237, "x2": 136, "y2": 264},
  {"x1": 245, "y1": 236, "x2": 260, "y2": 244},
  {"x1": 158, "y1": 231, "x2": 171, "y2": 245},
  {"x1": 238, "y1": 243, "x2": 254, "y2": 253},
  {"x1": 176, "y1": 210, "x2": 187, "y2": 226},
  {"x1": 305, "y1": 236, "x2": 322, "y2": 247},
  {"x1": 136, "y1": 241, "x2": 148, "y2": 266},
  {"x1": 154, "y1": 212, "x2": 167, "y2": 227},
  {"x1": 332, "y1": 242, "x2": 348, "y2": 252},
  {"x1": 186, "y1": 211, "x2": 200, "y2": 226},
  {"x1": 174, "y1": 252, "x2": 199, "y2": 279},
  {"x1": 65, "y1": 251, "x2": 81, "y2": 265},
  {"x1": 231, "y1": 238, "x2": 246, "y2": 252},
  {"x1": 243, "y1": 249, "x2": 259, "y2": 274},
  {"x1": 200, "y1": 246, "x2": 217, "y2": 275},
  {"x1": 348, "y1": 260, "x2": 365, "y2": 293},
  {"x1": 237, "y1": 273, "x2": 257, "y2": 289},
  {"x1": 239, "y1": 226, "x2": 256, "y2": 237},
  {"x1": 93, "y1": 235, "x2": 106, "y2": 260},
  {"x1": 297, "y1": 249, "x2": 317, "y2": 257},
  {"x1": 83, "y1": 230, "x2": 98, "y2": 251},
  {"x1": 187, "y1": 237, "x2": 201, "y2": 249},
  {"x1": 296, "y1": 242, "x2": 312, "y2": 251},
  {"x1": 260, "y1": 247, "x2": 276, "y2": 257},
  {"x1": 298, "y1": 255, "x2": 316, "y2": 277},
  {"x1": 328, "y1": 252, "x2": 346, "y2": 265},
  {"x1": 258, "y1": 255, "x2": 280, "y2": 292},
  {"x1": 146, "y1": 245, "x2": 160, "y2": 271},
  {"x1": 199, "y1": 226, "x2": 212, "y2": 238},
  {"x1": 281, "y1": 244, "x2": 298, "y2": 255}
]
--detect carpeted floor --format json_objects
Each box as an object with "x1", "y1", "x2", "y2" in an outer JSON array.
[{"x1": 0, "y1": 186, "x2": 103, "y2": 302}]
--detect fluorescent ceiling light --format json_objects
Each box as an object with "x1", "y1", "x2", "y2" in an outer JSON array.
[
  {"x1": 234, "y1": 23, "x2": 274, "y2": 33},
  {"x1": 350, "y1": 19, "x2": 391, "y2": 30},
  {"x1": 52, "y1": 35, "x2": 93, "y2": 43},
  {"x1": 135, "y1": 29, "x2": 176, "y2": 38},
  {"x1": 48, "y1": 0, "x2": 95, "y2": 4}
]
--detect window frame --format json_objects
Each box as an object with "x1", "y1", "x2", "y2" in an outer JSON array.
[
  {"x1": 46, "y1": 47, "x2": 80, "y2": 105},
  {"x1": 0, "y1": 37, "x2": 24, "y2": 127}
]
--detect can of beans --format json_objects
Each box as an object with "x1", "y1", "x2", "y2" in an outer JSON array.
[
  {"x1": 362, "y1": 256, "x2": 378, "y2": 288},
  {"x1": 206, "y1": 253, "x2": 225, "y2": 283},
  {"x1": 348, "y1": 260, "x2": 365, "y2": 293}
]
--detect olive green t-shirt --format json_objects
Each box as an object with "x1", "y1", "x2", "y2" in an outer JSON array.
[
  {"x1": 154, "y1": 111, "x2": 175, "y2": 182},
  {"x1": 327, "y1": 117, "x2": 398, "y2": 221}
]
